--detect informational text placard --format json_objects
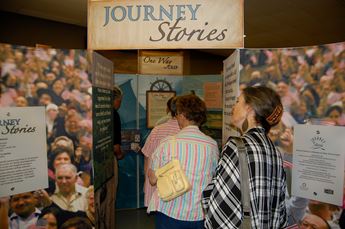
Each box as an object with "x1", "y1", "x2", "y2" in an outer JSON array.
[
  {"x1": 92, "y1": 52, "x2": 114, "y2": 190},
  {"x1": 0, "y1": 107, "x2": 47, "y2": 197},
  {"x1": 146, "y1": 91, "x2": 176, "y2": 128},
  {"x1": 222, "y1": 50, "x2": 240, "y2": 145},
  {"x1": 292, "y1": 124, "x2": 345, "y2": 205}
]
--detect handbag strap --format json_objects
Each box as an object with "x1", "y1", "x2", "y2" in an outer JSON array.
[
  {"x1": 233, "y1": 137, "x2": 251, "y2": 217},
  {"x1": 171, "y1": 136, "x2": 177, "y2": 159}
]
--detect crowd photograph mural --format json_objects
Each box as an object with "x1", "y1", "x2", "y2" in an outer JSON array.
[
  {"x1": 0, "y1": 44, "x2": 95, "y2": 228},
  {"x1": 239, "y1": 42, "x2": 345, "y2": 228},
  {"x1": 0, "y1": 40, "x2": 345, "y2": 228}
]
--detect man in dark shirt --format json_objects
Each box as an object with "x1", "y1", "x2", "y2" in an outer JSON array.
[
  {"x1": 113, "y1": 85, "x2": 124, "y2": 160},
  {"x1": 113, "y1": 85, "x2": 124, "y2": 216}
]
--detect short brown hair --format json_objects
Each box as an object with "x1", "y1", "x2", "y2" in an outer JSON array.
[
  {"x1": 49, "y1": 146, "x2": 74, "y2": 169},
  {"x1": 175, "y1": 94, "x2": 207, "y2": 126},
  {"x1": 60, "y1": 217, "x2": 92, "y2": 229}
]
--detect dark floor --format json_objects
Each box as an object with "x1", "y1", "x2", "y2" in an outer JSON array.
[{"x1": 116, "y1": 208, "x2": 155, "y2": 229}]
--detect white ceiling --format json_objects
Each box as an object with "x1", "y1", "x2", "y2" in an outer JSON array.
[{"x1": 1, "y1": 0, "x2": 345, "y2": 49}]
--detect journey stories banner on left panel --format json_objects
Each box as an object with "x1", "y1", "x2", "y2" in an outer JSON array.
[{"x1": 0, "y1": 43, "x2": 96, "y2": 228}]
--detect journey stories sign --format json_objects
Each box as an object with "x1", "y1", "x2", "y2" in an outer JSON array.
[
  {"x1": 0, "y1": 107, "x2": 47, "y2": 197},
  {"x1": 88, "y1": 0, "x2": 244, "y2": 50}
]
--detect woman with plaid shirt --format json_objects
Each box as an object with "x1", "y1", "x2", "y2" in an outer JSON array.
[{"x1": 202, "y1": 86, "x2": 287, "y2": 229}]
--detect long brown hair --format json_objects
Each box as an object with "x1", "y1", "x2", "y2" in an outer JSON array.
[{"x1": 242, "y1": 86, "x2": 283, "y2": 133}]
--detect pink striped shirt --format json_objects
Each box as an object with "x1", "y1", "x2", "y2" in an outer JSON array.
[
  {"x1": 148, "y1": 125, "x2": 219, "y2": 221},
  {"x1": 141, "y1": 118, "x2": 180, "y2": 206}
]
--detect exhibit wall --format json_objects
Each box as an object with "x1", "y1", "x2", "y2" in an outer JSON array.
[
  {"x1": 239, "y1": 42, "x2": 345, "y2": 227},
  {"x1": 0, "y1": 43, "x2": 114, "y2": 228},
  {"x1": 114, "y1": 73, "x2": 223, "y2": 209}
]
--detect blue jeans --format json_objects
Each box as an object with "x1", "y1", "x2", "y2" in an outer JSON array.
[{"x1": 155, "y1": 212, "x2": 204, "y2": 229}]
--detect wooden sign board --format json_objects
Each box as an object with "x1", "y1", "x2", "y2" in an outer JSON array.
[
  {"x1": 88, "y1": 0, "x2": 244, "y2": 50},
  {"x1": 139, "y1": 51, "x2": 183, "y2": 75}
]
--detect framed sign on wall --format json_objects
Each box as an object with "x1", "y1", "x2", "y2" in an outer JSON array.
[{"x1": 146, "y1": 91, "x2": 176, "y2": 128}]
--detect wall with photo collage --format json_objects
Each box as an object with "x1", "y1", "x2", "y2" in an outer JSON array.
[
  {"x1": 240, "y1": 42, "x2": 345, "y2": 228},
  {"x1": 0, "y1": 43, "x2": 98, "y2": 228}
]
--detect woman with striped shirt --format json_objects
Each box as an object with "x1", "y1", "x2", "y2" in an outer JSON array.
[
  {"x1": 148, "y1": 94, "x2": 219, "y2": 229},
  {"x1": 141, "y1": 97, "x2": 181, "y2": 207}
]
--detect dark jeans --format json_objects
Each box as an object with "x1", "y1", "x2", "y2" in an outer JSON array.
[{"x1": 155, "y1": 212, "x2": 204, "y2": 229}]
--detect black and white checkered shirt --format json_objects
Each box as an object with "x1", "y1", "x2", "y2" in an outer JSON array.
[{"x1": 202, "y1": 127, "x2": 287, "y2": 229}]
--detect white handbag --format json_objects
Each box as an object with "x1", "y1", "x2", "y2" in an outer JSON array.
[{"x1": 155, "y1": 137, "x2": 191, "y2": 201}]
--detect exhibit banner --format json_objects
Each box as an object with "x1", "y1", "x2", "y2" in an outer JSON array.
[
  {"x1": 88, "y1": 0, "x2": 244, "y2": 50},
  {"x1": 0, "y1": 107, "x2": 47, "y2": 197},
  {"x1": 92, "y1": 51, "x2": 114, "y2": 90},
  {"x1": 90, "y1": 51, "x2": 116, "y2": 228},
  {"x1": 92, "y1": 52, "x2": 114, "y2": 190},
  {"x1": 222, "y1": 50, "x2": 240, "y2": 145},
  {"x1": 292, "y1": 124, "x2": 345, "y2": 206}
]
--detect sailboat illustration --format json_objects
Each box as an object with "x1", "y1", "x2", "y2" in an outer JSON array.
[{"x1": 117, "y1": 79, "x2": 150, "y2": 143}]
